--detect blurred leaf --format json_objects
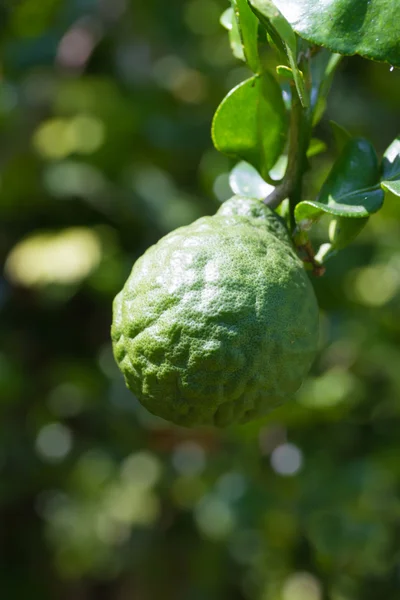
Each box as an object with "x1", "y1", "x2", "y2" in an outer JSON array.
[
  {"x1": 5, "y1": 228, "x2": 102, "y2": 288},
  {"x1": 299, "y1": 367, "x2": 361, "y2": 410},
  {"x1": 307, "y1": 511, "x2": 390, "y2": 573},
  {"x1": 232, "y1": 0, "x2": 260, "y2": 73},
  {"x1": 248, "y1": 0, "x2": 309, "y2": 106},
  {"x1": 273, "y1": 0, "x2": 400, "y2": 67},
  {"x1": 11, "y1": 0, "x2": 62, "y2": 37},
  {"x1": 229, "y1": 161, "x2": 274, "y2": 198},
  {"x1": 212, "y1": 74, "x2": 287, "y2": 179}
]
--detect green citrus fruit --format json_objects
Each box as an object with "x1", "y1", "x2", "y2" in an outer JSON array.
[{"x1": 112, "y1": 196, "x2": 319, "y2": 427}]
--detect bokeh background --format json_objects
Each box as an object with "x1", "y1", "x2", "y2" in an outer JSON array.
[{"x1": 2, "y1": 1, "x2": 400, "y2": 599}]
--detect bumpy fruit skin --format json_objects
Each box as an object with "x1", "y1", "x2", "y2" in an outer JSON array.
[{"x1": 112, "y1": 196, "x2": 319, "y2": 427}]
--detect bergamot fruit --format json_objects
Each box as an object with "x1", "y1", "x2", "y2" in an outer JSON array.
[{"x1": 112, "y1": 196, "x2": 319, "y2": 427}]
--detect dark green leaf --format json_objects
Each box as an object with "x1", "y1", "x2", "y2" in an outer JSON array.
[
  {"x1": 232, "y1": 0, "x2": 260, "y2": 73},
  {"x1": 318, "y1": 138, "x2": 379, "y2": 204},
  {"x1": 229, "y1": 161, "x2": 274, "y2": 198},
  {"x1": 272, "y1": 0, "x2": 400, "y2": 67},
  {"x1": 248, "y1": 0, "x2": 309, "y2": 106},
  {"x1": 295, "y1": 187, "x2": 384, "y2": 221},
  {"x1": 212, "y1": 74, "x2": 287, "y2": 179},
  {"x1": 296, "y1": 137, "x2": 383, "y2": 223}
]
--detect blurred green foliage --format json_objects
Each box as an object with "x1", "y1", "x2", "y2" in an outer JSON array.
[{"x1": 2, "y1": 1, "x2": 400, "y2": 599}]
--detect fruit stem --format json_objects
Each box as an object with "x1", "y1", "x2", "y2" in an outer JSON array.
[{"x1": 264, "y1": 83, "x2": 310, "y2": 231}]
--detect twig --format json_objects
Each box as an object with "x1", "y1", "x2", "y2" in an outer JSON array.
[{"x1": 264, "y1": 82, "x2": 310, "y2": 231}]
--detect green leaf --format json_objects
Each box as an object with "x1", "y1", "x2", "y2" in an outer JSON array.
[
  {"x1": 232, "y1": 0, "x2": 260, "y2": 73},
  {"x1": 307, "y1": 138, "x2": 327, "y2": 158},
  {"x1": 328, "y1": 216, "x2": 369, "y2": 250},
  {"x1": 311, "y1": 51, "x2": 343, "y2": 124},
  {"x1": 269, "y1": 154, "x2": 287, "y2": 181},
  {"x1": 220, "y1": 7, "x2": 246, "y2": 62},
  {"x1": 381, "y1": 180, "x2": 400, "y2": 198},
  {"x1": 229, "y1": 161, "x2": 274, "y2": 198},
  {"x1": 381, "y1": 136, "x2": 400, "y2": 180},
  {"x1": 272, "y1": 0, "x2": 400, "y2": 67},
  {"x1": 318, "y1": 138, "x2": 379, "y2": 204},
  {"x1": 276, "y1": 65, "x2": 294, "y2": 79},
  {"x1": 248, "y1": 0, "x2": 309, "y2": 107},
  {"x1": 380, "y1": 137, "x2": 400, "y2": 198},
  {"x1": 212, "y1": 74, "x2": 287, "y2": 179},
  {"x1": 295, "y1": 187, "x2": 384, "y2": 221},
  {"x1": 220, "y1": 7, "x2": 233, "y2": 30},
  {"x1": 296, "y1": 137, "x2": 383, "y2": 223}
]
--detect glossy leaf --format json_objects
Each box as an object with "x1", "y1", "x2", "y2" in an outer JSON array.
[
  {"x1": 232, "y1": 0, "x2": 260, "y2": 73},
  {"x1": 381, "y1": 180, "x2": 400, "y2": 198},
  {"x1": 248, "y1": 0, "x2": 308, "y2": 107},
  {"x1": 212, "y1": 74, "x2": 287, "y2": 179},
  {"x1": 273, "y1": 0, "x2": 400, "y2": 67},
  {"x1": 229, "y1": 161, "x2": 274, "y2": 198},
  {"x1": 220, "y1": 7, "x2": 245, "y2": 61},
  {"x1": 380, "y1": 136, "x2": 400, "y2": 198},
  {"x1": 296, "y1": 137, "x2": 383, "y2": 223},
  {"x1": 318, "y1": 138, "x2": 379, "y2": 204},
  {"x1": 295, "y1": 187, "x2": 384, "y2": 222},
  {"x1": 381, "y1": 136, "x2": 400, "y2": 180}
]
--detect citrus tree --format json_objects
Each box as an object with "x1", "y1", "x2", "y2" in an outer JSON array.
[
  {"x1": 112, "y1": 0, "x2": 400, "y2": 426},
  {"x1": 3, "y1": 1, "x2": 400, "y2": 599}
]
